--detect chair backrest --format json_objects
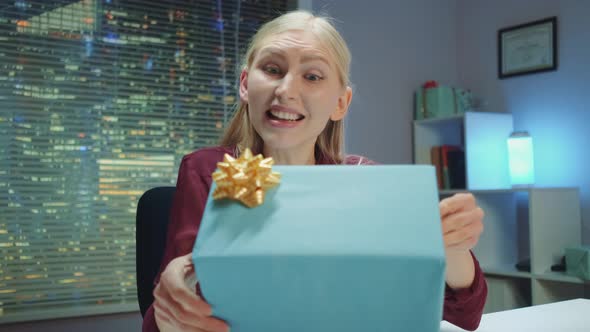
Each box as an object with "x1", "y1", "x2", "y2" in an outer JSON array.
[{"x1": 136, "y1": 186, "x2": 176, "y2": 317}]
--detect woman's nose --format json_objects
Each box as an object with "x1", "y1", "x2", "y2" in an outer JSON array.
[{"x1": 275, "y1": 73, "x2": 298, "y2": 100}]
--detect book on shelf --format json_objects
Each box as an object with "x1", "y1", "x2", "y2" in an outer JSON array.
[
  {"x1": 447, "y1": 149, "x2": 466, "y2": 189},
  {"x1": 430, "y1": 146, "x2": 444, "y2": 189},
  {"x1": 430, "y1": 145, "x2": 465, "y2": 190}
]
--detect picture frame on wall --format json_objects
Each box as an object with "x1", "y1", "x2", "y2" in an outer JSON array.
[{"x1": 498, "y1": 16, "x2": 557, "y2": 79}]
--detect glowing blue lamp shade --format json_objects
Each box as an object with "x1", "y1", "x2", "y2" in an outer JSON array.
[{"x1": 507, "y1": 131, "x2": 535, "y2": 186}]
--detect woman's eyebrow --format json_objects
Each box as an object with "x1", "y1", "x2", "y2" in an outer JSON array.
[
  {"x1": 258, "y1": 47, "x2": 330, "y2": 66},
  {"x1": 300, "y1": 53, "x2": 330, "y2": 66},
  {"x1": 257, "y1": 47, "x2": 285, "y2": 58}
]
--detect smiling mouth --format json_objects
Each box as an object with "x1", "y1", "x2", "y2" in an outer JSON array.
[{"x1": 266, "y1": 110, "x2": 305, "y2": 122}]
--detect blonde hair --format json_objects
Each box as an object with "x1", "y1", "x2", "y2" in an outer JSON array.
[{"x1": 219, "y1": 10, "x2": 351, "y2": 164}]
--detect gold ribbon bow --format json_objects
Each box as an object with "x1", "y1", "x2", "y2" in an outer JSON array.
[{"x1": 212, "y1": 148, "x2": 281, "y2": 208}]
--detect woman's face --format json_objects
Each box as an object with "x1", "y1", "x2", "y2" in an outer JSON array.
[{"x1": 239, "y1": 30, "x2": 352, "y2": 153}]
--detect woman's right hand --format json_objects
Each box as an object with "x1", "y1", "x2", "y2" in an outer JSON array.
[{"x1": 153, "y1": 253, "x2": 230, "y2": 332}]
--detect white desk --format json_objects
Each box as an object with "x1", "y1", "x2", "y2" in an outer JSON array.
[{"x1": 440, "y1": 299, "x2": 590, "y2": 332}]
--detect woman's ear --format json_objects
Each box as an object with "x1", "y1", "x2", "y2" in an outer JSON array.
[
  {"x1": 239, "y1": 69, "x2": 249, "y2": 103},
  {"x1": 330, "y1": 86, "x2": 352, "y2": 121}
]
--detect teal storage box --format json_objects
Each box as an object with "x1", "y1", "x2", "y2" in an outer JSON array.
[
  {"x1": 193, "y1": 165, "x2": 445, "y2": 332},
  {"x1": 415, "y1": 86, "x2": 471, "y2": 120},
  {"x1": 565, "y1": 245, "x2": 590, "y2": 280},
  {"x1": 416, "y1": 86, "x2": 455, "y2": 120}
]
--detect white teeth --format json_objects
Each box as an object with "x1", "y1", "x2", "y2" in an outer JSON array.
[{"x1": 270, "y1": 110, "x2": 301, "y2": 121}]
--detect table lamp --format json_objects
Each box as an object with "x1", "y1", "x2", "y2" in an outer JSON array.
[{"x1": 507, "y1": 131, "x2": 535, "y2": 187}]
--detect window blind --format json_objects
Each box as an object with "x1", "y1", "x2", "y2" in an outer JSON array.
[{"x1": 0, "y1": 0, "x2": 294, "y2": 324}]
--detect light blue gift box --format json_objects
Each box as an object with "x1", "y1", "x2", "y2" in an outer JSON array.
[{"x1": 193, "y1": 165, "x2": 445, "y2": 332}]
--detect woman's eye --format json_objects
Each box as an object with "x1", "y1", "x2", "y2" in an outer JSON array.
[
  {"x1": 264, "y1": 66, "x2": 281, "y2": 75},
  {"x1": 305, "y1": 73, "x2": 322, "y2": 82}
]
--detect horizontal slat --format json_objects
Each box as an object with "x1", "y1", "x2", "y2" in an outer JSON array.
[
  {"x1": 2, "y1": 276, "x2": 137, "y2": 291},
  {"x1": 1, "y1": 296, "x2": 138, "y2": 314},
  {"x1": 0, "y1": 100, "x2": 232, "y2": 112},
  {"x1": 2, "y1": 296, "x2": 138, "y2": 311},
  {"x1": 0, "y1": 41, "x2": 247, "y2": 61},
  {"x1": 1, "y1": 263, "x2": 136, "y2": 276},
  {"x1": 0, "y1": 302, "x2": 139, "y2": 325}
]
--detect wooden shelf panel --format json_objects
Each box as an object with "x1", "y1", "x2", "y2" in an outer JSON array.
[
  {"x1": 482, "y1": 264, "x2": 533, "y2": 279},
  {"x1": 413, "y1": 110, "x2": 585, "y2": 311},
  {"x1": 482, "y1": 265, "x2": 588, "y2": 284},
  {"x1": 440, "y1": 187, "x2": 578, "y2": 195},
  {"x1": 534, "y1": 271, "x2": 588, "y2": 284}
]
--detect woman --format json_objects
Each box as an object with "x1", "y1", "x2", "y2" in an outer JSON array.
[{"x1": 143, "y1": 10, "x2": 486, "y2": 332}]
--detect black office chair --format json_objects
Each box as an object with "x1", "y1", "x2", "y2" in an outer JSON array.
[{"x1": 136, "y1": 186, "x2": 176, "y2": 317}]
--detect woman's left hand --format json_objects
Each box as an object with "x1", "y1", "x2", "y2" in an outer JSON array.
[
  {"x1": 439, "y1": 193, "x2": 484, "y2": 252},
  {"x1": 439, "y1": 193, "x2": 485, "y2": 289}
]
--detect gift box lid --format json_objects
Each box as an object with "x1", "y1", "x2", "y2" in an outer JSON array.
[{"x1": 193, "y1": 165, "x2": 445, "y2": 332}]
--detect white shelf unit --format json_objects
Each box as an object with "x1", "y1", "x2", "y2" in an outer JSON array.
[
  {"x1": 413, "y1": 113, "x2": 588, "y2": 313},
  {"x1": 413, "y1": 111, "x2": 514, "y2": 190}
]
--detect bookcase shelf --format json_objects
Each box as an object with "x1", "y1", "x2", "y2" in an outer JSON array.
[
  {"x1": 482, "y1": 264, "x2": 589, "y2": 284},
  {"x1": 482, "y1": 264, "x2": 534, "y2": 279},
  {"x1": 414, "y1": 111, "x2": 513, "y2": 190},
  {"x1": 535, "y1": 271, "x2": 588, "y2": 284},
  {"x1": 440, "y1": 187, "x2": 579, "y2": 195},
  {"x1": 412, "y1": 112, "x2": 587, "y2": 313}
]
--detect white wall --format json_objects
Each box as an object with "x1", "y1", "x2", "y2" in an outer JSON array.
[
  {"x1": 313, "y1": 0, "x2": 459, "y2": 164},
  {"x1": 456, "y1": 0, "x2": 590, "y2": 243}
]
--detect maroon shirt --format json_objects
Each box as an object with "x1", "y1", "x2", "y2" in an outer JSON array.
[{"x1": 142, "y1": 146, "x2": 487, "y2": 331}]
